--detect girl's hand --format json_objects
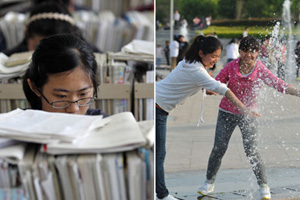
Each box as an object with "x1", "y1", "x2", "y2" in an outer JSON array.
[
  {"x1": 246, "y1": 109, "x2": 261, "y2": 118},
  {"x1": 206, "y1": 90, "x2": 217, "y2": 96}
]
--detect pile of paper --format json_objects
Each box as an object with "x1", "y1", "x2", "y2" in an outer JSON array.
[
  {"x1": 0, "y1": 52, "x2": 30, "y2": 81},
  {"x1": 45, "y1": 111, "x2": 148, "y2": 154},
  {"x1": 0, "y1": 109, "x2": 149, "y2": 154},
  {"x1": 0, "y1": 109, "x2": 108, "y2": 144}
]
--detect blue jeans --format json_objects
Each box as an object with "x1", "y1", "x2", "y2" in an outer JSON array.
[
  {"x1": 206, "y1": 110, "x2": 267, "y2": 185},
  {"x1": 156, "y1": 106, "x2": 169, "y2": 199},
  {"x1": 156, "y1": 58, "x2": 162, "y2": 66}
]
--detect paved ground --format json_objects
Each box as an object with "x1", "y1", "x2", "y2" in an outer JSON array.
[{"x1": 156, "y1": 65, "x2": 300, "y2": 199}]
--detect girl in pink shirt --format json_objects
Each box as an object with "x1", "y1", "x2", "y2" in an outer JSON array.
[{"x1": 198, "y1": 36, "x2": 300, "y2": 199}]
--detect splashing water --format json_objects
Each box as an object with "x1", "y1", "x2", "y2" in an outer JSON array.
[
  {"x1": 268, "y1": 0, "x2": 296, "y2": 80},
  {"x1": 282, "y1": 0, "x2": 295, "y2": 80}
]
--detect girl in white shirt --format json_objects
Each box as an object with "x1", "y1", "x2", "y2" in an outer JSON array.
[{"x1": 155, "y1": 35, "x2": 259, "y2": 200}]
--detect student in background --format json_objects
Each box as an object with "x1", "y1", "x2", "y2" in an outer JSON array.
[
  {"x1": 169, "y1": 35, "x2": 179, "y2": 71},
  {"x1": 226, "y1": 38, "x2": 239, "y2": 64},
  {"x1": 3, "y1": 2, "x2": 99, "y2": 56},
  {"x1": 23, "y1": 34, "x2": 106, "y2": 116},
  {"x1": 164, "y1": 40, "x2": 170, "y2": 66},
  {"x1": 156, "y1": 35, "x2": 259, "y2": 200},
  {"x1": 173, "y1": 10, "x2": 180, "y2": 29},
  {"x1": 242, "y1": 27, "x2": 249, "y2": 38},
  {"x1": 156, "y1": 44, "x2": 163, "y2": 67},
  {"x1": 176, "y1": 35, "x2": 189, "y2": 64}
]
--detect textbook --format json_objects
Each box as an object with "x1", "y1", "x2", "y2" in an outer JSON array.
[
  {"x1": 0, "y1": 53, "x2": 29, "y2": 81},
  {"x1": 0, "y1": 109, "x2": 149, "y2": 154},
  {"x1": 45, "y1": 111, "x2": 148, "y2": 154},
  {"x1": 4, "y1": 51, "x2": 33, "y2": 67},
  {"x1": 0, "y1": 109, "x2": 108, "y2": 144}
]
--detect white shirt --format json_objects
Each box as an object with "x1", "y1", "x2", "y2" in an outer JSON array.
[
  {"x1": 169, "y1": 40, "x2": 179, "y2": 57},
  {"x1": 174, "y1": 12, "x2": 180, "y2": 21},
  {"x1": 226, "y1": 43, "x2": 239, "y2": 59},
  {"x1": 156, "y1": 59, "x2": 229, "y2": 113},
  {"x1": 156, "y1": 46, "x2": 163, "y2": 58}
]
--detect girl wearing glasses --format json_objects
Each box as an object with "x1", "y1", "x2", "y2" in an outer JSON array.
[{"x1": 23, "y1": 34, "x2": 106, "y2": 116}]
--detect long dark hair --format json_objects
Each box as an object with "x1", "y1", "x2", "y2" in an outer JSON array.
[
  {"x1": 184, "y1": 35, "x2": 222, "y2": 64},
  {"x1": 23, "y1": 34, "x2": 98, "y2": 109}
]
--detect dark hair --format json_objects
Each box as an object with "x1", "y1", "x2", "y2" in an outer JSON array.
[
  {"x1": 228, "y1": 38, "x2": 236, "y2": 44},
  {"x1": 177, "y1": 35, "x2": 184, "y2": 40},
  {"x1": 184, "y1": 35, "x2": 222, "y2": 63},
  {"x1": 23, "y1": 34, "x2": 98, "y2": 110},
  {"x1": 239, "y1": 36, "x2": 259, "y2": 52},
  {"x1": 26, "y1": 2, "x2": 77, "y2": 39},
  {"x1": 32, "y1": 0, "x2": 70, "y2": 6}
]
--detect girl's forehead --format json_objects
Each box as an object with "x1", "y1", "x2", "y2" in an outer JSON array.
[{"x1": 46, "y1": 66, "x2": 92, "y2": 86}]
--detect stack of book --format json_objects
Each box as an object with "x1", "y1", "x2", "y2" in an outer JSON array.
[{"x1": 0, "y1": 109, "x2": 154, "y2": 200}]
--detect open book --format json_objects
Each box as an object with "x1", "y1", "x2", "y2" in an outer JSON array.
[
  {"x1": 45, "y1": 112, "x2": 148, "y2": 154},
  {"x1": 0, "y1": 109, "x2": 108, "y2": 144},
  {"x1": 0, "y1": 109, "x2": 149, "y2": 154}
]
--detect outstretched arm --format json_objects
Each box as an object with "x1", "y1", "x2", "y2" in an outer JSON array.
[
  {"x1": 285, "y1": 86, "x2": 300, "y2": 97},
  {"x1": 225, "y1": 89, "x2": 261, "y2": 117}
]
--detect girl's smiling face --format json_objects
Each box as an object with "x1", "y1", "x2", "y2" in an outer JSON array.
[
  {"x1": 199, "y1": 48, "x2": 222, "y2": 68},
  {"x1": 239, "y1": 49, "x2": 258, "y2": 67}
]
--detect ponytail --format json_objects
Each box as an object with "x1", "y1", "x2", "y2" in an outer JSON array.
[{"x1": 185, "y1": 35, "x2": 222, "y2": 64}]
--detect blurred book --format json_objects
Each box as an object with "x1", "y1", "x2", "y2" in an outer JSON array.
[{"x1": 4, "y1": 51, "x2": 33, "y2": 67}]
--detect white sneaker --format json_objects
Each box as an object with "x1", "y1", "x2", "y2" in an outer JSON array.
[
  {"x1": 157, "y1": 194, "x2": 179, "y2": 200},
  {"x1": 197, "y1": 181, "x2": 214, "y2": 196},
  {"x1": 260, "y1": 184, "x2": 271, "y2": 199}
]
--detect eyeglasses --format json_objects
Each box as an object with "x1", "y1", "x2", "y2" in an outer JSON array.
[{"x1": 39, "y1": 91, "x2": 95, "y2": 109}]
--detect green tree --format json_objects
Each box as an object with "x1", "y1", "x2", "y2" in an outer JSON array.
[
  {"x1": 156, "y1": 0, "x2": 300, "y2": 25},
  {"x1": 244, "y1": 0, "x2": 282, "y2": 18},
  {"x1": 178, "y1": 0, "x2": 218, "y2": 24},
  {"x1": 217, "y1": 0, "x2": 237, "y2": 19},
  {"x1": 156, "y1": 0, "x2": 181, "y2": 25}
]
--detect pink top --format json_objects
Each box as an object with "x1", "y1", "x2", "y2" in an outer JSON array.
[{"x1": 216, "y1": 58, "x2": 289, "y2": 114}]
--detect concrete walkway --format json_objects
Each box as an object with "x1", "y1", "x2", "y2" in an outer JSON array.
[{"x1": 157, "y1": 67, "x2": 300, "y2": 199}]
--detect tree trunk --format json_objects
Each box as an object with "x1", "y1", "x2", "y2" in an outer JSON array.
[{"x1": 236, "y1": 0, "x2": 244, "y2": 19}]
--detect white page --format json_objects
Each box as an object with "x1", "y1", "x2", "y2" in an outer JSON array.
[
  {"x1": 46, "y1": 112, "x2": 147, "y2": 154},
  {"x1": 0, "y1": 53, "x2": 29, "y2": 74},
  {"x1": 0, "y1": 143, "x2": 27, "y2": 164},
  {"x1": 121, "y1": 40, "x2": 154, "y2": 56},
  {"x1": 0, "y1": 138, "x2": 19, "y2": 148},
  {"x1": 0, "y1": 109, "x2": 105, "y2": 135},
  {"x1": 0, "y1": 109, "x2": 109, "y2": 143},
  {"x1": 138, "y1": 120, "x2": 154, "y2": 147}
]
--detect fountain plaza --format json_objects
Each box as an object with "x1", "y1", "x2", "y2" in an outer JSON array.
[{"x1": 156, "y1": 25, "x2": 300, "y2": 200}]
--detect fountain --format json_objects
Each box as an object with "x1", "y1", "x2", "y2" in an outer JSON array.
[
  {"x1": 269, "y1": 0, "x2": 296, "y2": 80},
  {"x1": 282, "y1": 0, "x2": 295, "y2": 80}
]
